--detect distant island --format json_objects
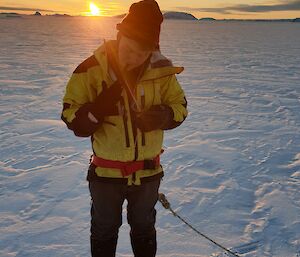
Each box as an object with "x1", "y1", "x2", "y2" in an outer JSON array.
[
  {"x1": 46, "y1": 14, "x2": 71, "y2": 17},
  {"x1": 220, "y1": 18, "x2": 300, "y2": 22},
  {"x1": 0, "y1": 12, "x2": 22, "y2": 18},
  {"x1": 113, "y1": 13, "x2": 127, "y2": 18},
  {"x1": 199, "y1": 17, "x2": 216, "y2": 21},
  {"x1": 163, "y1": 11, "x2": 197, "y2": 20},
  {"x1": 0, "y1": 11, "x2": 72, "y2": 18},
  {"x1": 112, "y1": 12, "x2": 198, "y2": 20}
]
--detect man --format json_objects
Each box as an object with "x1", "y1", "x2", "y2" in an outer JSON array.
[{"x1": 61, "y1": 0, "x2": 187, "y2": 256}]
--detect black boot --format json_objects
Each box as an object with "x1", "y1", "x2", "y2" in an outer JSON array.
[
  {"x1": 131, "y1": 234, "x2": 157, "y2": 257},
  {"x1": 90, "y1": 237, "x2": 118, "y2": 257}
]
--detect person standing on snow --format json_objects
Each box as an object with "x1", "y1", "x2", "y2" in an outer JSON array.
[{"x1": 61, "y1": 0, "x2": 187, "y2": 256}]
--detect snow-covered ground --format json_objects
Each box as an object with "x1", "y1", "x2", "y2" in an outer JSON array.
[{"x1": 0, "y1": 16, "x2": 300, "y2": 257}]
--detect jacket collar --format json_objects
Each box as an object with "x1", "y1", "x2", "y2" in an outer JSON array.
[
  {"x1": 142, "y1": 50, "x2": 184, "y2": 81},
  {"x1": 93, "y1": 40, "x2": 184, "y2": 82}
]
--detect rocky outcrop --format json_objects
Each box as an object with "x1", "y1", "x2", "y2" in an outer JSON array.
[
  {"x1": 199, "y1": 17, "x2": 216, "y2": 21},
  {"x1": 163, "y1": 11, "x2": 197, "y2": 20}
]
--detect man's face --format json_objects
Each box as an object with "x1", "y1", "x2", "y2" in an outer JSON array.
[{"x1": 118, "y1": 35, "x2": 152, "y2": 71}]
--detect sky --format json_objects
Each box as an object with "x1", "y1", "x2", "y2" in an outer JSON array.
[{"x1": 0, "y1": 0, "x2": 300, "y2": 19}]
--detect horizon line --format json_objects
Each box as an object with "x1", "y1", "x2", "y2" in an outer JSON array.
[{"x1": 1, "y1": 11, "x2": 299, "y2": 20}]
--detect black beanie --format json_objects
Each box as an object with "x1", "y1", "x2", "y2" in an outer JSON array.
[{"x1": 116, "y1": 0, "x2": 163, "y2": 49}]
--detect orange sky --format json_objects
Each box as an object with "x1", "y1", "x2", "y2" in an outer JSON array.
[{"x1": 0, "y1": 0, "x2": 300, "y2": 19}]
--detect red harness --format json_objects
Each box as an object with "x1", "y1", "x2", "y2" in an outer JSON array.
[{"x1": 91, "y1": 154, "x2": 161, "y2": 177}]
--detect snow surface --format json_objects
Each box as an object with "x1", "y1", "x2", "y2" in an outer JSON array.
[{"x1": 0, "y1": 16, "x2": 300, "y2": 257}]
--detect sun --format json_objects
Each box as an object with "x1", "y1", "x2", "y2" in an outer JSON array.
[{"x1": 89, "y1": 2, "x2": 101, "y2": 16}]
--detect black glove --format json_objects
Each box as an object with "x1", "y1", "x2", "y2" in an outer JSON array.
[
  {"x1": 89, "y1": 81, "x2": 122, "y2": 120},
  {"x1": 135, "y1": 105, "x2": 174, "y2": 132}
]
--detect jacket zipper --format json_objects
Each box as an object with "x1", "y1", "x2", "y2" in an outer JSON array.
[
  {"x1": 120, "y1": 97, "x2": 130, "y2": 148},
  {"x1": 124, "y1": 58, "x2": 150, "y2": 183},
  {"x1": 141, "y1": 87, "x2": 146, "y2": 146},
  {"x1": 129, "y1": 94, "x2": 138, "y2": 183}
]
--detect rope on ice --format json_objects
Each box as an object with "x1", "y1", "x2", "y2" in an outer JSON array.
[{"x1": 158, "y1": 193, "x2": 241, "y2": 257}]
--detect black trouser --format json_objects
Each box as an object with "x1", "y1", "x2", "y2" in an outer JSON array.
[{"x1": 89, "y1": 178, "x2": 160, "y2": 257}]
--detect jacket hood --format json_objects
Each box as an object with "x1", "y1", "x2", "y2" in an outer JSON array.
[{"x1": 93, "y1": 40, "x2": 184, "y2": 82}]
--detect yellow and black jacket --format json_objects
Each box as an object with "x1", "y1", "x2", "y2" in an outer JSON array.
[{"x1": 61, "y1": 40, "x2": 187, "y2": 185}]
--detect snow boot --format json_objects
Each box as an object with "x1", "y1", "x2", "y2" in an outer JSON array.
[
  {"x1": 131, "y1": 234, "x2": 157, "y2": 257},
  {"x1": 90, "y1": 237, "x2": 117, "y2": 257}
]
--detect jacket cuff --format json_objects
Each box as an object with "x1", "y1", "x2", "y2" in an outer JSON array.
[
  {"x1": 61, "y1": 103, "x2": 103, "y2": 137},
  {"x1": 162, "y1": 105, "x2": 186, "y2": 130}
]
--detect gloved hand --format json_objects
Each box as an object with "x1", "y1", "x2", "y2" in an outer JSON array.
[
  {"x1": 89, "y1": 80, "x2": 122, "y2": 120},
  {"x1": 135, "y1": 105, "x2": 174, "y2": 132}
]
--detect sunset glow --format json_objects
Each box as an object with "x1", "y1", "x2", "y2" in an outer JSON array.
[
  {"x1": 0, "y1": 0, "x2": 299, "y2": 19},
  {"x1": 89, "y1": 2, "x2": 101, "y2": 16}
]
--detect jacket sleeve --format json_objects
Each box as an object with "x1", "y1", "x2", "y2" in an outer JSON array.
[
  {"x1": 160, "y1": 74, "x2": 188, "y2": 130},
  {"x1": 61, "y1": 55, "x2": 103, "y2": 137}
]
